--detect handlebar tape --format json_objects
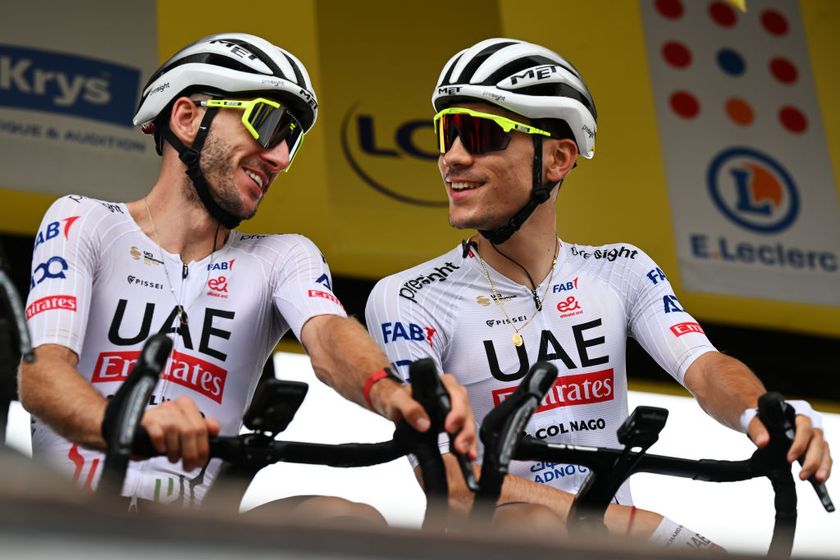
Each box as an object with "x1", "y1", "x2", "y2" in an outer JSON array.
[
  {"x1": 478, "y1": 362, "x2": 558, "y2": 502},
  {"x1": 757, "y1": 392, "x2": 834, "y2": 513},
  {"x1": 101, "y1": 333, "x2": 172, "y2": 490}
]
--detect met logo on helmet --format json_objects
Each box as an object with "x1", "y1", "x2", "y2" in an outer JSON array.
[
  {"x1": 208, "y1": 39, "x2": 258, "y2": 62},
  {"x1": 0, "y1": 44, "x2": 140, "y2": 127},
  {"x1": 504, "y1": 64, "x2": 562, "y2": 87},
  {"x1": 437, "y1": 86, "x2": 462, "y2": 96}
]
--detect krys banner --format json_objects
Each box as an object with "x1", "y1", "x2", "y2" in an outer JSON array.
[
  {"x1": 642, "y1": 0, "x2": 840, "y2": 306},
  {"x1": 0, "y1": 1, "x2": 159, "y2": 214}
]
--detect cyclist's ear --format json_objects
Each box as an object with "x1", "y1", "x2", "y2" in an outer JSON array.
[
  {"x1": 544, "y1": 138, "x2": 577, "y2": 183},
  {"x1": 168, "y1": 97, "x2": 204, "y2": 146}
]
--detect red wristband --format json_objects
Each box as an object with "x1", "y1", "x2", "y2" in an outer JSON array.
[
  {"x1": 626, "y1": 506, "x2": 638, "y2": 535},
  {"x1": 363, "y1": 367, "x2": 400, "y2": 411}
]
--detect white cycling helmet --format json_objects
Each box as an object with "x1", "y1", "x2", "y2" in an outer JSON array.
[
  {"x1": 432, "y1": 37, "x2": 596, "y2": 158},
  {"x1": 132, "y1": 33, "x2": 318, "y2": 229},
  {"x1": 133, "y1": 32, "x2": 318, "y2": 135}
]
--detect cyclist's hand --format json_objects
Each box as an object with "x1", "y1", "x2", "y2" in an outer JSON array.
[
  {"x1": 372, "y1": 375, "x2": 477, "y2": 460},
  {"x1": 748, "y1": 415, "x2": 833, "y2": 482},
  {"x1": 140, "y1": 396, "x2": 221, "y2": 472},
  {"x1": 440, "y1": 373, "x2": 478, "y2": 460}
]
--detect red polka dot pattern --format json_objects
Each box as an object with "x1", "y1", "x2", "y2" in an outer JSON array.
[
  {"x1": 655, "y1": 0, "x2": 684, "y2": 19},
  {"x1": 770, "y1": 57, "x2": 797, "y2": 84},
  {"x1": 709, "y1": 1, "x2": 737, "y2": 27},
  {"x1": 779, "y1": 106, "x2": 807, "y2": 133},
  {"x1": 662, "y1": 41, "x2": 692, "y2": 68},
  {"x1": 670, "y1": 91, "x2": 700, "y2": 118},
  {"x1": 652, "y1": 2, "x2": 805, "y2": 135},
  {"x1": 761, "y1": 9, "x2": 789, "y2": 36}
]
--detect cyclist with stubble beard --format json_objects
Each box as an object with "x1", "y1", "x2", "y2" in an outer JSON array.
[
  {"x1": 20, "y1": 32, "x2": 476, "y2": 517},
  {"x1": 366, "y1": 37, "x2": 831, "y2": 547}
]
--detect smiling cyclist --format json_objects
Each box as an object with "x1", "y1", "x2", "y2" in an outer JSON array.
[
  {"x1": 365, "y1": 37, "x2": 831, "y2": 547},
  {"x1": 20, "y1": 32, "x2": 476, "y2": 518}
]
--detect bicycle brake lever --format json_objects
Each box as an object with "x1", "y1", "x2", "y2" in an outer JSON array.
[
  {"x1": 408, "y1": 358, "x2": 478, "y2": 492},
  {"x1": 758, "y1": 392, "x2": 835, "y2": 513},
  {"x1": 477, "y1": 362, "x2": 558, "y2": 504},
  {"x1": 450, "y1": 437, "x2": 479, "y2": 492}
]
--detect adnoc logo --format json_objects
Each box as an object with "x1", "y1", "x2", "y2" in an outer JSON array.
[{"x1": 707, "y1": 147, "x2": 798, "y2": 234}]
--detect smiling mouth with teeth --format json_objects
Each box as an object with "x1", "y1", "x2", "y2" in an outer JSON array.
[
  {"x1": 244, "y1": 169, "x2": 264, "y2": 190},
  {"x1": 450, "y1": 181, "x2": 481, "y2": 191}
]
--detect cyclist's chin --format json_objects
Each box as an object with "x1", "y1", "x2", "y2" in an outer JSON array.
[
  {"x1": 448, "y1": 210, "x2": 503, "y2": 232},
  {"x1": 216, "y1": 195, "x2": 258, "y2": 222},
  {"x1": 236, "y1": 199, "x2": 259, "y2": 221}
]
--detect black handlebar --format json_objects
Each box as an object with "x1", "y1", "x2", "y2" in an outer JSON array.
[
  {"x1": 758, "y1": 392, "x2": 834, "y2": 513},
  {"x1": 0, "y1": 267, "x2": 34, "y2": 364},
  {"x1": 477, "y1": 372, "x2": 834, "y2": 556},
  {"x1": 100, "y1": 332, "x2": 172, "y2": 491},
  {"x1": 756, "y1": 392, "x2": 798, "y2": 556},
  {"x1": 102, "y1": 339, "x2": 475, "y2": 529},
  {"x1": 477, "y1": 362, "x2": 558, "y2": 507}
]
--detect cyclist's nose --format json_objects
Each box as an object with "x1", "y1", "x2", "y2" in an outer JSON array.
[
  {"x1": 442, "y1": 136, "x2": 473, "y2": 167},
  {"x1": 261, "y1": 139, "x2": 291, "y2": 172}
]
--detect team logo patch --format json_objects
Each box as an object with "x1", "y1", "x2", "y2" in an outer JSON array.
[
  {"x1": 670, "y1": 321, "x2": 704, "y2": 337},
  {"x1": 308, "y1": 289, "x2": 344, "y2": 309},
  {"x1": 492, "y1": 369, "x2": 614, "y2": 410},
  {"x1": 30, "y1": 256, "x2": 69, "y2": 288},
  {"x1": 92, "y1": 349, "x2": 227, "y2": 403},
  {"x1": 130, "y1": 246, "x2": 163, "y2": 266},
  {"x1": 25, "y1": 294, "x2": 77, "y2": 319},
  {"x1": 556, "y1": 296, "x2": 583, "y2": 318},
  {"x1": 207, "y1": 276, "x2": 228, "y2": 299}
]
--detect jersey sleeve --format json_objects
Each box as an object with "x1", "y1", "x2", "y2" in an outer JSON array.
[
  {"x1": 366, "y1": 274, "x2": 452, "y2": 464},
  {"x1": 364, "y1": 275, "x2": 446, "y2": 382},
  {"x1": 270, "y1": 235, "x2": 347, "y2": 340},
  {"x1": 25, "y1": 196, "x2": 99, "y2": 355},
  {"x1": 622, "y1": 248, "x2": 717, "y2": 385}
]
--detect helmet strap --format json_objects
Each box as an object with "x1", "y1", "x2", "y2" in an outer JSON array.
[
  {"x1": 160, "y1": 108, "x2": 242, "y2": 230},
  {"x1": 479, "y1": 135, "x2": 559, "y2": 245}
]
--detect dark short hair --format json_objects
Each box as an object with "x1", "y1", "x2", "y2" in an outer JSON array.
[{"x1": 537, "y1": 119, "x2": 575, "y2": 143}]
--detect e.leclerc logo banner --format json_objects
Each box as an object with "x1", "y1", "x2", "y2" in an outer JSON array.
[{"x1": 641, "y1": 0, "x2": 840, "y2": 306}]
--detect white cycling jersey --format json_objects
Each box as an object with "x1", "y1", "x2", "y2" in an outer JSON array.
[
  {"x1": 25, "y1": 195, "x2": 346, "y2": 505},
  {"x1": 366, "y1": 240, "x2": 717, "y2": 504}
]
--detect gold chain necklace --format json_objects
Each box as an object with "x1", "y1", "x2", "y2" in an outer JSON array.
[
  {"x1": 476, "y1": 238, "x2": 559, "y2": 347},
  {"x1": 143, "y1": 197, "x2": 215, "y2": 326}
]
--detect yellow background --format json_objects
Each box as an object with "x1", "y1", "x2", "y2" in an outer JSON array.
[{"x1": 1, "y1": 0, "x2": 838, "y2": 337}]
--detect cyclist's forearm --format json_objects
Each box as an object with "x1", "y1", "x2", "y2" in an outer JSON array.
[
  {"x1": 302, "y1": 314, "x2": 391, "y2": 410},
  {"x1": 18, "y1": 344, "x2": 107, "y2": 450},
  {"x1": 684, "y1": 351, "x2": 766, "y2": 432}
]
